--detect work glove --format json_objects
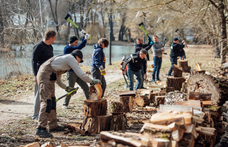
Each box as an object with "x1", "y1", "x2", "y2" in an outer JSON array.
[
  {"x1": 79, "y1": 29, "x2": 86, "y2": 38},
  {"x1": 99, "y1": 65, "x2": 106, "y2": 75},
  {"x1": 85, "y1": 33, "x2": 91, "y2": 40},
  {"x1": 148, "y1": 36, "x2": 152, "y2": 43},
  {"x1": 92, "y1": 79, "x2": 101, "y2": 85},
  {"x1": 150, "y1": 41, "x2": 155, "y2": 45}
]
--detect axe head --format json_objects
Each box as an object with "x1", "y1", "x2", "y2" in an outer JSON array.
[
  {"x1": 122, "y1": 55, "x2": 126, "y2": 61},
  {"x1": 65, "y1": 13, "x2": 71, "y2": 20},
  {"x1": 175, "y1": 29, "x2": 179, "y2": 32},
  {"x1": 139, "y1": 22, "x2": 144, "y2": 26}
]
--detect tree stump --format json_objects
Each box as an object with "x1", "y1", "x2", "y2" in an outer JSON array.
[
  {"x1": 110, "y1": 113, "x2": 127, "y2": 131},
  {"x1": 83, "y1": 99, "x2": 107, "y2": 116},
  {"x1": 109, "y1": 101, "x2": 123, "y2": 114},
  {"x1": 134, "y1": 95, "x2": 150, "y2": 107},
  {"x1": 80, "y1": 114, "x2": 112, "y2": 134},
  {"x1": 167, "y1": 77, "x2": 185, "y2": 90},
  {"x1": 173, "y1": 64, "x2": 183, "y2": 77},
  {"x1": 119, "y1": 96, "x2": 134, "y2": 112},
  {"x1": 178, "y1": 60, "x2": 191, "y2": 72}
]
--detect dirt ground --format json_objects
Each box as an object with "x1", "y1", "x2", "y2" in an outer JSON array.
[{"x1": 0, "y1": 44, "x2": 221, "y2": 146}]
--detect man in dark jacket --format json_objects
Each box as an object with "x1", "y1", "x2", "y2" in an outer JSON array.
[
  {"x1": 91, "y1": 38, "x2": 109, "y2": 97},
  {"x1": 122, "y1": 49, "x2": 148, "y2": 92},
  {"x1": 134, "y1": 37, "x2": 154, "y2": 88},
  {"x1": 31, "y1": 30, "x2": 56, "y2": 122},
  {"x1": 62, "y1": 35, "x2": 89, "y2": 109},
  {"x1": 167, "y1": 37, "x2": 186, "y2": 76}
]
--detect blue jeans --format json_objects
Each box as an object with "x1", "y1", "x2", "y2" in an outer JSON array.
[
  {"x1": 127, "y1": 66, "x2": 142, "y2": 92},
  {"x1": 140, "y1": 66, "x2": 144, "y2": 87},
  {"x1": 168, "y1": 57, "x2": 177, "y2": 76},
  {"x1": 152, "y1": 56, "x2": 162, "y2": 80}
]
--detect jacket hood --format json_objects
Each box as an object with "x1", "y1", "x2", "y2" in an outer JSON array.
[{"x1": 93, "y1": 43, "x2": 102, "y2": 50}]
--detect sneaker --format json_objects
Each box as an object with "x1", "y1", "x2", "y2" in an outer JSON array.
[
  {"x1": 35, "y1": 127, "x2": 53, "y2": 138},
  {"x1": 49, "y1": 126, "x2": 65, "y2": 132},
  {"x1": 62, "y1": 105, "x2": 68, "y2": 109},
  {"x1": 152, "y1": 79, "x2": 156, "y2": 82},
  {"x1": 156, "y1": 79, "x2": 161, "y2": 81}
]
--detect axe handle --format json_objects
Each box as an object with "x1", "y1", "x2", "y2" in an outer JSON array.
[
  {"x1": 139, "y1": 25, "x2": 149, "y2": 37},
  {"x1": 175, "y1": 31, "x2": 188, "y2": 48}
]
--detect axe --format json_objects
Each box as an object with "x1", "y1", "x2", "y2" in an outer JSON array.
[
  {"x1": 55, "y1": 87, "x2": 79, "y2": 102},
  {"x1": 175, "y1": 29, "x2": 188, "y2": 47},
  {"x1": 162, "y1": 38, "x2": 168, "y2": 55},
  {"x1": 139, "y1": 22, "x2": 149, "y2": 37},
  {"x1": 65, "y1": 12, "x2": 91, "y2": 39}
]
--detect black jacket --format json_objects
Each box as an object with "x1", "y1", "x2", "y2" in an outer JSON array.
[
  {"x1": 134, "y1": 42, "x2": 152, "y2": 60},
  {"x1": 32, "y1": 41, "x2": 54, "y2": 76},
  {"x1": 122, "y1": 52, "x2": 147, "y2": 73},
  {"x1": 170, "y1": 42, "x2": 185, "y2": 58}
]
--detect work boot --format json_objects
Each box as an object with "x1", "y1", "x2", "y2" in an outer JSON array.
[
  {"x1": 35, "y1": 127, "x2": 53, "y2": 138},
  {"x1": 49, "y1": 125, "x2": 65, "y2": 132}
]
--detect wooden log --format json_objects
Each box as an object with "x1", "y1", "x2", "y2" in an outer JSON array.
[
  {"x1": 159, "y1": 104, "x2": 193, "y2": 113},
  {"x1": 167, "y1": 77, "x2": 185, "y2": 90},
  {"x1": 24, "y1": 142, "x2": 40, "y2": 147},
  {"x1": 119, "y1": 96, "x2": 133, "y2": 112},
  {"x1": 185, "y1": 124, "x2": 198, "y2": 139},
  {"x1": 155, "y1": 96, "x2": 165, "y2": 107},
  {"x1": 100, "y1": 131, "x2": 151, "y2": 147},
  {"x1": 150, "y1": 92, "x2": 166, "y2": 103},
  {"x1": 178, "y1": 60, "x2": 191, "y2": 72},
  {"x1": 109, "y1": 101, "x2": 123, "y2": 114},
  {"x1": 188, "y1": 92, "x2": 212, "y2": 101},
  {"x1": 83, "y1": 99, "x2": 107, "y2": 117},
  {"x1": 196, "y1": 127, "x2": 216, "y2": 136},
  {"x1": 111, "y1": 113, "x2": 127, "y2": 131},
  {"x1": 119, "y1": 91, "x2": 135, "y2": 97},
  {"x1": 173, "y1": 64, "x2": 183, "y2": 77},
  {"x1": 80, "y1": 114, "x2": 112, "y2": 134},
  {"x1": 136, "y1": 89, "x2": 153, "y2": 96},
  {"x1": 134, "y1": 96, "x2": 150, "y2": 107},
  {"x1": 175, "y1": 100, "x2": 202, "y2": 108},
  {"x1": 202, "y1": 101, "x2": 212, "y2": 106},
  {"x1": 89, "y1": 83, "x2": 103, "y2": 100}
]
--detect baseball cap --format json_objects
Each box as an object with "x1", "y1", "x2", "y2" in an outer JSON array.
[
  {"x1": 69, "y1": 36, "x2": 78, "y2": 44},
  {"x1": 173, "y1": 37, "x2": 179, "y2": 41},
  {"x1": 71, "y1": 50, "x2": 83, "y2": 63}
]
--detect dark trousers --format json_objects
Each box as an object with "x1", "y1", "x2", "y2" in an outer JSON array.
[
  {"x1": 168, "y1": 57, "x2": 177, "y2": 76},
  {"x1": 90, "y1": 66, "x2": 106, "y2": 97},
  {"x1": 152, "y1": 56, "x2": 162, "y2": 80}
]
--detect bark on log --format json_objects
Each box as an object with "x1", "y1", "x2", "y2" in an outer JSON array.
[
  {"x1": 119, "y1": 91, "x2": 135, "y2": 97},
  {"x1": 80, "y1": 114, "x2": 112, "y2": 134},
  {"x1": 188, "y1": 92, "x2": 212, "y2": 101},
  {"x1": 134, "y1": 96, "x2": 150, "y2": 107},
  {"x1": 173, "y1": 64, "x2": 183, "y2": 77},
  {"x1": 119, "y1": 96, "x2": 133, "y2": 112},
  {"x1": 167, "y1": 77, "x2": 185, "y2": 90},
  {"x1": 155, "y1": 96, "x2": 166, "y2": 107},
  {"x1": 111, "y1": 113, "x2": 127, "y2": 131},
  {"x1": 178, "y1": 60, "x2": 191, "y2": 72},
  {"x1": 83, "y1": 99, "x2": 107, "y2": 117},
  {"x1": 109, "y1": 101, "x2": 123, "y2": 114}
]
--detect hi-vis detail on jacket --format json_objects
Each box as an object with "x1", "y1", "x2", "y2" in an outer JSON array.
[{"x1": 103, "y1": 56, "x2": 106, "y2": 63}]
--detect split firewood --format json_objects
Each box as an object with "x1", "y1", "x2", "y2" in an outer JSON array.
[
  {"x1": 100, "y1": 131, "x2": 150, "y2": 147},
  {"x1": 109, "y1": 101, "x2": 123, "y2": 114},
  {"x1": 155, "y1": 96, "x2": 165, "y2": 107},
  {"x1": 188, "y1": 92, "x2": 212, "y2": 101},
  {"x1": 196, "y1": 127, "x2": 216, "y2": 136},
  {"x1": 83, "y1": 99, "x2": 107, "y2": 117},
  {"x1": 119, "y1": 90, "x2": 135, "y2": 97},
  {"x1": 178, "y1": 133, "x2": 195, "y2": 147},
  {"x1": 195, "y1": 62, "x2": 202, "y2": 71},
  {"x1": 173, "y1": 64, "x2": 183, "y2": 77},
  {"x1": 202, "y1": 101, "x2": 212, "y2": 106},
  {"x1": 150, "y1": 111, "x2": 193, "y2": 125},
  {"x1": 23, "y1": 142, "x2": 40, "y2": 147},
  {"x1": 165, "y1": 91, "x2": 187, "y2": 105},
  {"x1": 159, "y1": 104, "x2": 193, "y2": 114},
  {"x1": 185, "y1": 124, "x2": 198, "y2": 139},
  {"x1": 119, "y1": 96, "x2": 134, "y2": 112},
  {"x1": 89, "y1": 83, "x2": 103, "y2": 100},
  {"x1": 175, "y1": 100, "x2": 202, "y2": 109},
  {"x1": 192, "y1": 70, "x2": 205, "y2": 75},
  {"x1": 41, "y1": 142, "x2": 54, "y2": 147},
  {"x1": 150, "y1": 92, "x2": 166, "y2": 103},
  {"x1": 134, "y1": 96, "x2": 150, "y2": 107}
]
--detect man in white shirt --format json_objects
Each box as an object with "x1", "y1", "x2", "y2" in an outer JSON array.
[{"x1": 35, "y1": 50, "x2": 101, "y2": 138}]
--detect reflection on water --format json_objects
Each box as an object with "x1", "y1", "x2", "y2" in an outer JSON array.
[{"x1": 0, "y1": 44, "x2": 135, "y2": 78}]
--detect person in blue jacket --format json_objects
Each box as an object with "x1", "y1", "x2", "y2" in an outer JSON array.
[
  {"x1": 90, "y1": 38, "x2": 109, "y2": 98},
  {"x1": 62, "y1": 35, "x2": 89, "y2": 109}
]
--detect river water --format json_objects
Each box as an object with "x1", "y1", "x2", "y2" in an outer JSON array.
[{"x1": 0, "y1": 44, "x2": 136, "y2": 79}]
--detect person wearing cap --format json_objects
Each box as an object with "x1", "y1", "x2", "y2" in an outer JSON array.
[
  {"x1": 152, "y1": 35, "x2": 164, "y2": 82},
  {"x1": 32, "y1": 30, "x2": 56, "y2": 123},
  {"x1": 63, "y1": 35, "x2": 89, "y2": 109},
  {"x1": 167, "y1": 37, "x2": 186, "y2": 76},
  {"x1": 35, "y1": 50, "x2": 101, "y2": 138},
  {"x1": 91, "y1": 38, "x2": 109, "y2": 98}
]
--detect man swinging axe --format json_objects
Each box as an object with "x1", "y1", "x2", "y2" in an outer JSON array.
[{"x1": 135, "y1": 22, "x2": 155, "y2": 88}]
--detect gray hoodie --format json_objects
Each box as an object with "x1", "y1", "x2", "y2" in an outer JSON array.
[{"x1": 152, "y1": 41, "x2": 164, "y2": 57}]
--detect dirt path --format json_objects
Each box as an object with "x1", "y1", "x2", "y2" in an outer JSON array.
[{"x1": 0, "y1": 70, "x2": 123, "y2": 127}]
